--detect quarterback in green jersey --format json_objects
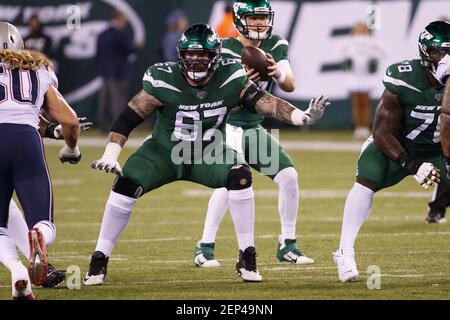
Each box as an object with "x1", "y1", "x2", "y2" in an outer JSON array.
[
  {"x1": 194, "y1": 0, "x2": 321, "y2": 268},
  {"x1": 334, "y1": 21, "x2": 450, "y2": 283},
  {"x1": 82, "y1": 24, "x2": 329, "y2": 284}
]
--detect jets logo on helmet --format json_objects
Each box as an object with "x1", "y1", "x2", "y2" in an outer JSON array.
[
  {"x1": 232, "y1": 0, "x2": 275, "y2": 40},
  {"x1": 177, "y1": 24, "x2": 221, "y2": 82},
  {"x1": 418, "y1": 21, "x2": 450, "y2": 77}
]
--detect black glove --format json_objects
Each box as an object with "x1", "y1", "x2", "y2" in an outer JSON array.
[
  {"x1": 45, "y1": 117, "x2": 93, "y2": 140},
  {"x1": 397, "y1": 152, "x2": 422, "y2": 175}
]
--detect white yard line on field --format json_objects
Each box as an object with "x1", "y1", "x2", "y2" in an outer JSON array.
[
  {"x1": 44, "y1": 138, "x2": 364, "y2": 152},
  {"x1": 183, "y1": 189, "x2": 433, "y2": 199},
  {"x1": 59, "y1": 230, "x2": 450, "y2": 245}
]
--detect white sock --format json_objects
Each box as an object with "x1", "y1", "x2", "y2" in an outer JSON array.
[
  {"x1": 274, "y1": 167, "x2": 299, "y2": 242},
  {"x1": 339, "y1": 182, "x2": 374, "y2": 251},
  {"x1": 201, "y1": 187, "x2": 229, "y2": 243},
  {"x1": 0, "y1": 228, "x2": 20, "y2": 268},
  {"x1": 95, "y1": 191, "x2": 137, "y2": 257},
  {"x1": 228, "y1": 187, "x2": 255, "y2": 251},
  {"x1": 7, "y1": 200, "x2": 30, "y2": 257},
  {"x1": 34, "y1": 220, "x2": 56, "y2": 246},
  {"x1": 8, "y1": 259, "x2": 32, "y2": 298}
]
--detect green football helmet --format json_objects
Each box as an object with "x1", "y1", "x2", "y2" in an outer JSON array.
[
  {"x1": 232, "y1": 0, "x2": 274, "y2": 40},
  {"x1": 177, "y1": 24, "x2": 221, "y2": 82},
  {"x1": 418, "y1": 21, "x2": 450, "y2": 75}
]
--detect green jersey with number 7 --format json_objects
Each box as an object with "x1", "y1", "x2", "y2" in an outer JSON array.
[{"x1": 382, "y1": 59, "x2": 444, "y2": 156}]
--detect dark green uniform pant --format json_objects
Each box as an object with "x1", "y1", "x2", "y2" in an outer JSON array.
[
  {"x1": 121, "y1": 138, "x2": 246, "y2": 194},
  {"x1": 357, "y1": 139, "x2": 450, "y2": 191},
  {"x1": 227, "y1": 124, "x2": 294, "y2": 179}
]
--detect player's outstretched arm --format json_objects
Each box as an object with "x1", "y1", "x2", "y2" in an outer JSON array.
[
  {"x1": 373, "y1": 89, "x2": 439, "y2": 189},
  {"x1": 440, "y1": 77, "x2": 450, "y2": 178},
  {"x1": 240, "y1": 81, "x2": 329, "y2": 126},
  {"x1": 91, "y1": 90, "x2": 162, "y2": 176},
  {"x1": 44, "y1": 84, "x2": 81, "y2": 164},
  {"x1": 40, "y1": 116, "x2": 93, "y2": 139}
]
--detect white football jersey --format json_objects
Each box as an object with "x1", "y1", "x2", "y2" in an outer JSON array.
[{"x1": 0, "y1": 62, "x2": 58, "y2": 129}]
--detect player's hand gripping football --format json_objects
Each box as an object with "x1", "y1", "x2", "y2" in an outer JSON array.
[
  {"x1": 245, "y1": 65, "x2": 261, "y2": 82},
  {"x1": 413, "y1": 162, "x2": 440, "y2": 190},
  {"x1": 91, "y1": 142, "x2": 123, "y2": 176},
  {"x1": 48, "y1": 117, "x2": 93, "y2": 139},
  {"x1": 59, "y1": 145, "x2": 81, "y2": 164},
  {"x1": 304, "y1": 95, "x2": 330, "y2": 125}
]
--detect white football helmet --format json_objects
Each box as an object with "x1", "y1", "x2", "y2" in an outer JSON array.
[{"x1": 0, "y1": 22, "x2": 24, "y2": 51}]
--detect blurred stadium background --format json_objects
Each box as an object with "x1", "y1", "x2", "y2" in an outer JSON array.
[
  {"x1": 1, "y1": 0, "x2": 449, "y2": 300},
  {"x1": 1, "y1": 0, "x2": 448, "y2": 129}
]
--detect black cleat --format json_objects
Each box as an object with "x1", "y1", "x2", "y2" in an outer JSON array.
[
  {"x1": 42, "y1": 263, "x2": 66, "y2": 288},
  {"x1": 235, "y1": 246, "x2": 262, "y2": 282},
  {"x1": 425, "y1": 211, "x2": 446, "y2": 224},
  {"x1": 83, "y1": 251, "x2": 109, "y2": 286}
]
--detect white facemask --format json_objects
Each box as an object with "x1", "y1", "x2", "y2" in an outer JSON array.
[
  {"x1": 187, "y1": 70, "x2": 208, "y2": 81},
  {"x1": 247, "y1": 28, "x2": 269, "y2": 40}
]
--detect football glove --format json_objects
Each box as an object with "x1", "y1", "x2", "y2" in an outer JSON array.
[
  {"x1": 304, "y1": 95, "x2": 330, "y2": 125},
  {"x1": 91, "y1": 142, "x2": 123, "y2": 176},
  {"x1": 59, "y1": 145, "x2": 81, "y2": 164},
  {"x1": 46, "y1": 117, "x2": 93, "y2": 140},
  {"x1": 436, "y1": 54, "x2": 450, "y2": 86},
  {"x1": 397, "y1": 152, "x2": 440, "y2": 190},
  {"x1": 413, "y1": 162, "x2": 440, "y2": 190}
]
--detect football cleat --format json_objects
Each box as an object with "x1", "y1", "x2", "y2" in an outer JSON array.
[
  {"x1": 276, "y1": 238, "x2": 314, "y2": 264},
  {"x1": 42, "y1": 263, "x2": 66, "y2": 288},
  {"x1": 28, "y1": 228, "x2": 48, "y2": 286},
  {"x1": 194, "y1": 241, "x2": 220, "y2": 268},
  {"x1": 333, "y1": 248, "x2": 359, "y2": 283},
  {"x1": 83, "y1": 251, "x2": 109, "y2": 286},
  {"x1": 425, "y1": 211, "x2": 446, "y2": 224},
  {"x1": 236, "y1": 246, "x2": 262, "y2": 282}
]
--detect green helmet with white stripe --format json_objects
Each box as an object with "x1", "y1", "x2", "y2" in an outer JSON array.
[
  {"x1": 232, "y1": 0, "x2": 274, "y2": 40},
  {"x1": 177, "y1": 24, "x2": 222, "y2": 82},
  {"x1": 418, "y1": 21, "x2": 450, "y2": 76}
]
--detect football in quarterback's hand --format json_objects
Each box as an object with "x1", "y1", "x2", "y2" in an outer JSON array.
[{"x1": 241, "y1": 46, "x2": 270, "y2": 81}]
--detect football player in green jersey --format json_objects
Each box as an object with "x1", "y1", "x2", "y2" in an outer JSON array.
[
  {"x1": 194, "y1": 0, "x2": 321, "y2": 268},
  {"x1": 82, "y1": 24, "x2": 329, "y2": 284},
  {"x1": 334, "y1": 21, "x2": 450, "y2": 282}
]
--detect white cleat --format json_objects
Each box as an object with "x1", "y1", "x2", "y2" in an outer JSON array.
[
  {"x1": 282, "y1": 251, "x2": 315, "y2": 265},
  {"x1": 236, "y1": 247, "x2": 263, "y2": 282},
  {"x1": 194, "y1": 253, "x2": 220, "y2": 268},
  {"x1": 193, "y1": 241, "x2": 220, "y2": 268},
  {"x1": 83, "y1": 273, "x2": 105, "y2": 286},
  {"x1": 237, "y1": 268, "x2": 263, "y2": 282},
  {"x1": 333, "y1": 248, "x2": 359, "y2": 283}
]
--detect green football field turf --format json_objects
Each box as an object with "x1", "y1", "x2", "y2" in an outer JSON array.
[{"x1": 1, "y1": 130, "x2": 449, "y2": 300}]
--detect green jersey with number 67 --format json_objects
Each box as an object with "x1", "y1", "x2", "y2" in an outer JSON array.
[
  {"x1": 142, "y1": 59, "x2": 248, "y2": 151},
  {"x1": 221, "y1": 35, "x2": 289, "y2": 129},
  {"x1": 382, "y1": 59, "x2": 444, "y2": 156}
]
